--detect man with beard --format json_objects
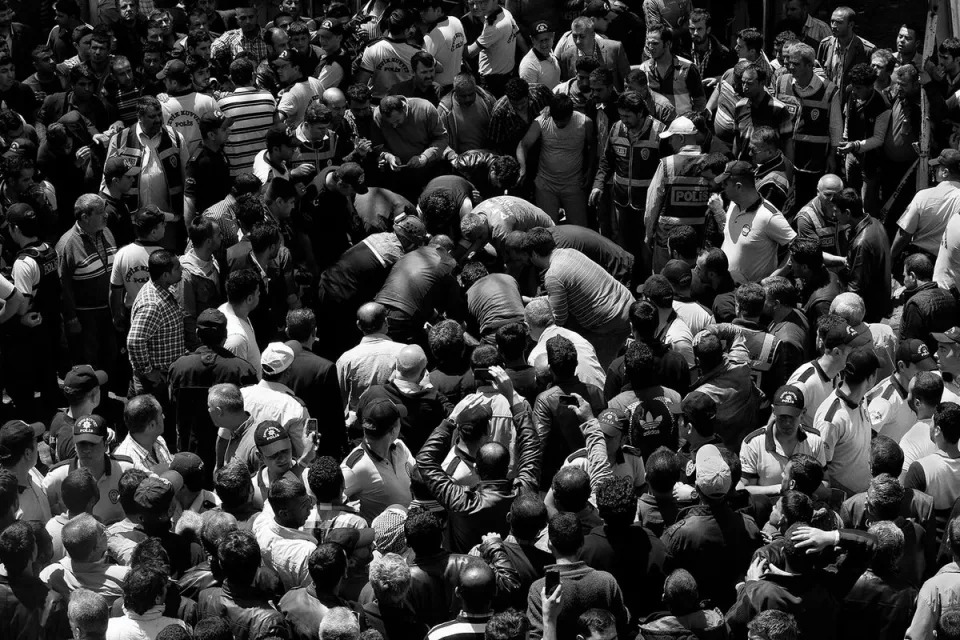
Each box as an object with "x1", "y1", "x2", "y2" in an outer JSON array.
[
  {"x1": 817, "y1": 6, "x2": 875, "y2": 98},
  {"x1": 776, "y1": 0, "x2": 831, "y2": 49},
  {"x1": 102, "y1": 56, "x2": 142, "y2": 127},
  {"x1": 686, "y1": 8, "x2": 736, "y2": 92},
  {"x1": 554, "y1": 55, "x2": 600, "y2": 113}
]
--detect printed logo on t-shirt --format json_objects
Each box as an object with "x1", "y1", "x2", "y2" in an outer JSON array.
[
  {"x1": 452, "y1": 32, "x2": 465, "y2": 51},
  {"x1": 376, "y1": 57, "x2": 411, "y2": 74},
  {"x1": 125, "y1": 265, "x2": 149, "y2": 285},
  {"x1": 166, "y1": 109, "x2": 200, "y2": 131}
]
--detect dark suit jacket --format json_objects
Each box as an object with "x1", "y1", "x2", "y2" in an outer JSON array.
[
  {"x1": 278, "y1": 340, "x2": 346, "y2": 458},
  {"x1": 817, "y1": 35, "x2": 875, "y2": 96}
]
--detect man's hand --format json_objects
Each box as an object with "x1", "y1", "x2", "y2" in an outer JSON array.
[
  {"x1": 569, "y1": 393, "x2": 594, "y2": 422},
  {"x1": 489, "y1": 365, "x2": 517, "y2": 401},
  {"x1": 65, "y1": 317, "x2": 82, "y2": 335},
  {"x1": 589, "y1": 188, "x2": 603, "y2": 207},
  {"x1": 74, "y1": 146, "x2": 92, "y2": 168},
  {"x1": 143, "y1": 369, "x2": 164, "y2": 385},
  {"x1": 20, "y1": 312, "x2": 42, "y2": 328},
  {"x1": 542, "y1": 583, "x2": 562, "y2": 623},
  {"x1": 703, "y1": 77, "x2": 718, "y2": 90},
  {"x1": 481, "y1": 532, "x2": 502, "y2": 545},
  {"x1": 745, "y1": 556, "x2": 769, "y2": 582},
  {"x1": 406, "y1": 154, "x2": 425, "y2": 169},
  {"x1": 382, "y1": 153, "x2": 402, "y2": 171},
  {"x1": 355, "y1": 138, "x2": 372, "y2": 156},
  {"x1": 790, "y1": 526, "x2": 838, "y2": 553}
]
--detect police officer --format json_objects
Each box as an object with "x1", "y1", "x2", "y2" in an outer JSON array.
[
  {"x1": 795, "y1": 174, "x2": 847, "y2": 267},
  {"x1": 5, "y1": 203, "x2": 61, "y2": 422},
  {"x1": 775, "y1": 42, "x2": 841, "y2": 215},
  {"x1": 866, "y1": 339, "x2": 939, "y2": 443},
  {"x1": 560, "y1": 407, "x2": 646, "y2": 493},
  {"x1": 591, "y1": 91, "x2": 666, "y2": 283},
  {"x1": 645, "y1": 115, "x2": 711, "y2": 273},
  {"x1": 43, "y1": 415, "x2": 135, "y2": 526},
  {"x1": 730, "y1": 283, "x2": 786, "y2": 404},
  {"x1": 251, "y1": 419, "x2": 308, "y2": 511}
]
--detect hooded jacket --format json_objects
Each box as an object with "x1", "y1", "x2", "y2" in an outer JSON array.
[{"x1": 639, "y1": 608, "x2": 728, "y2": 640}]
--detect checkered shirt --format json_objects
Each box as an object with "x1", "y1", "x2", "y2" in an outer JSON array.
[{"x1": 127, "y1": 279, "x2": 186, "y2": 377}]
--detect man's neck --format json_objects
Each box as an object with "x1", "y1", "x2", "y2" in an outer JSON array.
[
  {"x1": 203, "y1": 139, "x2": 221, "y2": 153},
  {"x1": 738, "y1": 315, "x2": 761, "y2": 325},
  {"x1": 939, "y1": 441, "x2": 960, "y2": 458},
  {"x1": 35, "y1": 70, "x2": 55, "y2": 81},
  {"x1": 68, "y1": 401, "x2": 96, "y2": 419},
  {"x1": 695, "y1": 38, "x2": 710, "y2": 53},
  {"x1": 553, "y1": 555, "x2": 579, "y2": 565},
  {"x1": 770, "y1": 306, "x2": 791, "y2": 323},
  {"x1": 252, "y1": 251, "x2": 271, "y2": 267},
  {"x1": 193, "y1": 245, "x2": 214, "y2": 261},
  {"x1": 366, "y1": 436, "x2": 393, "y2": 459},
  {"x1": 840, "y1": 382, "x2": 865, "y2": 404},
  {"x1": 78, "y1": 221, "x2": 99, "y2": 236},
  {"x1": 917, "y1": 406, "x2": 935, "y2": 421},
  {"x1": 818, "y1": 353, "x2": 845, "y2": 378},
  {"x1": 232, "y1": 302, "x2": 250, "y2": 320},
  {"x1": 132, "y1": 431, "x2": 157, "y2": 451},
  {"x1": 837, "y1": 33, "x2": 854, "y2": 47},
  {"x1": 82, "y1": 457, "x2": 107, "y2": 478}
]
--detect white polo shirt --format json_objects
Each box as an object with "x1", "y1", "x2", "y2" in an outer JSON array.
[
  {"x1": 865, "y1": 374, "x2": 916, "y2": 443},
  {"x1": 816, "y1": 388, "x2": 872, "y2": 495},
  {"x1": 341, "y1": 440, "x2": 414, "y2": 522},
  {"x1": 721, "y1": 197, "x2": 796, "y2": 283},
  {"x1": 786, "y1": 359, "x2": 837, "y2": 429},
  {"x1": 740, "y1": 422, "x2": 826, "y2": 486},
  {"x1": 423, "y1": 16, "x2": 466, "y2": 87},
  {"x1": 900, "y1": 418, "x2": 936, "y2": 474}
]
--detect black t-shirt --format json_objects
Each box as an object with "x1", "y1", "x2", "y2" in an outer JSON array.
[
  {"x1": 186, "y1": 146, "x2": 232, "y2": 213},
  {"x1": 375, "y1": 246, "x2": 462, "y2": 320},
  {"x1": 421, "y1": 174, "x2": 475, "y2": 240}
]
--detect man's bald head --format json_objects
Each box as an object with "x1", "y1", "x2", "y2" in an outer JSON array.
[
  {"x1": 477, "y1": 442, "x2": 510, "y2": 481},
  {"x1": 322, "y1": 87, "x2": 346, "y2": 106},
  {"x1": 357, "y1": 303, "x2": 387, "y2": 334},
  {"x1": 396, "y1": 344, "x2": 427, "y2": 380},
  {"x1": 817, "y1": 174, "x2": 843, "y2": 196},
  {"x1": 457, "y1": 559, "x2": 496, "y2": 613}
]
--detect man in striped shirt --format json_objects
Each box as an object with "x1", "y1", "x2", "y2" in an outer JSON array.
[
  {"x1": 425, "y1": 556, "x2": 495, "y2": 640},
  {"x1": 216, "y1": 58, "x2": 277, "y2": 176},
  {"x1": 523, "y1": 228, "x2": 634, "y2": 368},
  {"x1": 56, "y1": 194, "x2": 118, "y2": 375}
]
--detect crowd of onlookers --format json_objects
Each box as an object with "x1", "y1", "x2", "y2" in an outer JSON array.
[{"x1": 2, "y1": 0, "x2": 960, "y2": 639}]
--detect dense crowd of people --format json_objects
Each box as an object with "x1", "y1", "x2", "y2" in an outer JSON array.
[{"x1": 1, "y1": 0, "x2": 960, "y2": 639}]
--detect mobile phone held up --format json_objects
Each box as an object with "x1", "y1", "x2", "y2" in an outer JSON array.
[
  {"x1": 558, "y1": 394, "x2": 578, "y2": 407},
  {"x1": 545, "y1": 568, "x2": 560, "y2": 598},
  {"x1": 474, "y1": 367, "x2": 494, "y2": 383}
]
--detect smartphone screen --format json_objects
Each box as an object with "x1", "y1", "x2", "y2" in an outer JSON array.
[{"x1": 545, "y1": 568, "x2": 560, "y2": 597}]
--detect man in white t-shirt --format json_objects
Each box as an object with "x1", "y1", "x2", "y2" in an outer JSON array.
[
  {"x1": 157, "y1": 58, "x2": 218, "y2": 156},
  {"x1": 420, "y1": 0, "x2": 466, "y2": 90},
  {"x1": 519, "y1": 20, "x2": 561, "y2": 89},
  {"x1": 899, "y1": 371, "x2": 943, "y2": 480},
  {"x1": 466, "y1": 0, "x2": 519, "y2": 97},
  {"x1": 275, "y1": 48, "x2": 324, "y2": 128},
  {"x1": 109, "y1": 206, "x2": 174, "y2": 321},
  {"x1": 356, "y1": 8, "x2": 419, "y2": 100},
  {"x1": 716, "y1": 160, "x2": 796, "y2": 283},
  {"x1": 219, "y1": 268, "x2": 263, "y2": 379}
]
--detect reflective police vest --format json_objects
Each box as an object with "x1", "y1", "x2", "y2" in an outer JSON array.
[
  {"x1": 756, "y1": 167, "x2": 790, "y2": 202},
  {"x1": 662, "y1": 152, "x2": 711, "y2": 227},
  {"x1": 113, "y1": 125, "x2": 184, "y2": 216},
  {"x1": 797, "y1": 197, "x2": 844, "y2": 254},
  {"x1": 740, "y1": 325, "x2": 781, "y2": 388},
  {"x1": 776, "y1": 74, "x2": 838, "y2": 173},
  {"x1": 14, "y1": 243, "x2": 61, "y2": 336},
  {"x1": 607, "y1": 119, "x2": 663, "y2": 208}
]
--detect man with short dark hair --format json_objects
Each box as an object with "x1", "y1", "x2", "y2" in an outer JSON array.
[
  {"x1": 523, "y1": 228, "x2": 634, "y2": 368},
  {"x1": 184, "y1": 110, "x2": 232, "y2": 224},
  {"x1": 126, "y1": 250, "x2": 184, "y2": 406},
  {"x1": 580, "y1": 476, "x2": 667, "y2": 620},
  {"x1": 903, "y1": 403, "x2": 960, "y2": 540},
  {"x1": 279, "y1": 542, "x2": 358, "y2": 640},
  {"x1": 281, "y1": 308, "x2": 345, "y2": 458},
  {"x1": 526, "y1": 512, "x2": 629, "y2": 640},
  {"x1": 254, "y1": 476, "x2": 316, "y2": 592},
  {"x1": 834, "y1": 187, "x2": 892, "y2": 323},
  {"x1": 426, "y1": 559, "x2": 497, "y2": 640},
  {"x1": 901, "y1": 253, "x2": 959, "y2": 352}
]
